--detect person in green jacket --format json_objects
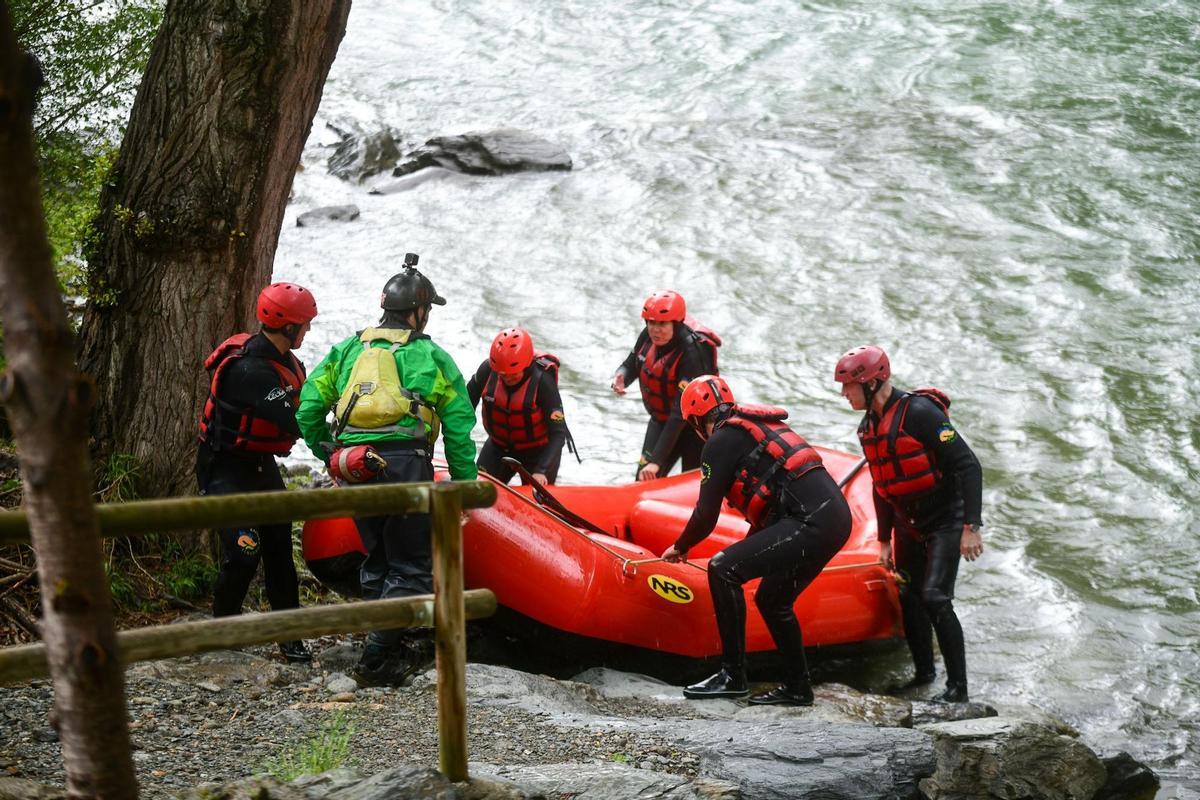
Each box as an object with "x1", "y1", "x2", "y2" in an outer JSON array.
[{"x1": 297, "y1": 254, "x2": 477, "y2": 686}]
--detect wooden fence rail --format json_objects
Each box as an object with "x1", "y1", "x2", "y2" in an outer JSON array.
[
  {"x1": 0, "y1": 480, "x2": 497, "y2": 545},
  {"x1": 0, "y1": 479, "x2": 497, "y2": 783}
]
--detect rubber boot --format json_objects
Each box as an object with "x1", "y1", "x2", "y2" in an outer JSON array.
[
  {"x1": 683, "y1": 666, "x2": 749, "y2": 699},
  {"x1": 749, "y1": 682, "x2": 814, "y2": 706},
  {"x1": 931, "y1": 602, "x2": 968, "y2": 703},
  {"x1": 278, "y1": 640, "x2": 312, "y2": 664}
]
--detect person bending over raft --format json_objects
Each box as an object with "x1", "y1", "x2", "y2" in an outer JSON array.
[
  {"x1": 467, "y1": 327, "x2": 577, "y2": 485},
  {"x1": 834, "y1": 345, "x2": 983, "y2": 703},
  {"x1": 660, "y1": 376, "x2": 851, "y2": 705},
  {"x1": 610, "y1": 290, "x2": 720, "y2": 481}
]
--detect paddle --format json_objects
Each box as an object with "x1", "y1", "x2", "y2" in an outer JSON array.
[
  {"x1": 499, "y1": 457, "x2": 609, "y2": 536},
  {"x1": 838, "y1": 457, "x2": 868, "y2": 489}
]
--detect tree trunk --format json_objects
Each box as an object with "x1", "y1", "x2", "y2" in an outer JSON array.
[
  {"x1": 78, "y1": 0, "x2": 352, "y2": 498},
  {"x1": 0, "y1": 3, "x2": 138, "y2": 797}
]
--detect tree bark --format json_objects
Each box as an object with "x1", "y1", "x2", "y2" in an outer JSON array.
[
  {"x1": 0, "y1": 3, "x2": 138, "y2": 797},
  {"x1": 78, "y1": 0, "x2": 352, "y2": 498}
]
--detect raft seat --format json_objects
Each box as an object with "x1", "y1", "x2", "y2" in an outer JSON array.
[{"x1": 628, "y1": 499, "x2": 745, "y2": 560}]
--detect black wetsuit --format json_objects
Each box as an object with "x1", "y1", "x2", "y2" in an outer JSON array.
[
  {"x1": 196, "y1": 333, "x2": 303, "y2": 618},
  {"x1": 868, "y1": 390, "x2": 983, "y2": 689},
  {"x1": 615, "y1": 327, "x2": 711, "y2": 478},
  {"x1": 673, "y1": 425, "x2": 852, "y2": 681},
  {"x1": 467, "y1": 361, "x2": 570, "y2": 484}
]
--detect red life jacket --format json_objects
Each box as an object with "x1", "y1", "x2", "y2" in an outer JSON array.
[
  {"x1": 637, "y1": 320, "x2": 722, "y2": 422},
  {"x1": 858, "y1": 388, "x2": 951, "y2": 502},
  {"x1": 482, "y1": 354, "x2": 560, "y2": 451},
  {"x1": 718, "y1": 404, "x2": 824, "y2": 530},
  {"x1": 198, "y1": 333, "x2": 305, "y2": 455}
]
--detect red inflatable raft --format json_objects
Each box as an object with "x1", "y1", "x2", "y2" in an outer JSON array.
[{"x1": 303, "y1": 447, "x2": 902, "y2": 659}]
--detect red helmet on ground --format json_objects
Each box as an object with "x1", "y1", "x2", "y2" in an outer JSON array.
[
  {"x1": 834, "y1": 345, "x2": 891, "y2": 384},
  {"x1": 680, "y1": 375, "x2": 735, "y2": 427},
  {"x1": 641, "y1": 291, "x2": 686, "y2": 322},
  {"x1": 489, "y1": 328, "x2": 535, "y2": 376},
  {"x1": 257, "y1": 283, "x2": 318, "y2": 326}
]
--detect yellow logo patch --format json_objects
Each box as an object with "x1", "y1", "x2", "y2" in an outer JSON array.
[
  {"x1": 648, "y1": 574, "x2": 694, "y2": 604},
  {"x1": 937, "y1": 422, "x2": 958, "y2": 443},
  {"x1": 550, "y1": 410, "x2": 565, "y2": 422}
]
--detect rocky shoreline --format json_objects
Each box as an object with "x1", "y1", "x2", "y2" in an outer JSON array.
[{"x1": 0, "y1": 633, "x2": 1166, "y2": 800}]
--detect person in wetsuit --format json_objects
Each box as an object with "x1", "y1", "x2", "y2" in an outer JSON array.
[
  {"x1": 197, "y1": 282, "x2": 319, "y2": 663},
  {"x1": 661, "y1": 376, "x2": 852, "y2": 706},
  {"x1": 611, "y1": 291, "x2": 719, "y2": 481},
  {"x1": 834, "y1": 345, "x2": 983, "y2": 703},
  {"x1": 467, "y1": 327, "x2": 575, "y2": 485}
]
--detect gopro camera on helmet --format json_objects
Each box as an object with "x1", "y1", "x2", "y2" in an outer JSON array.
[{"x1": 404, "y1": 252, "x2": 419, "y2": 267}]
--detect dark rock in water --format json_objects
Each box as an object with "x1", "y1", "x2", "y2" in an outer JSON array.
[
  {"x1": 919, "y1": 716, "x2": 1107, "y2": 800},
  {"x1": 296, "y1": 205, "x2": 360, "y2": 227},
  {"x1": 1094, "y1": 752, "x2": 1160, "y2": 800},
  {"x1": 327, "y1": 125, "x2": 402, "y2": 182},
  {"x1": 392, "y1": 129, "x2": 572, "y2": 178}
]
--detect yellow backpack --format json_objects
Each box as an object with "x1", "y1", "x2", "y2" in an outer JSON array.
[{"x1": 333, "y1": 328, "x2": 440, "y2": 442}]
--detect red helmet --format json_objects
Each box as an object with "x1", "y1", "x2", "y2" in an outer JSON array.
[
  {"x1": 489, "y1": 327, "x2": 534, "y2": 376},
  {"x1": 641, "y1": 290, "x2": 686, "y2": 322},
  {"x1": 257, "y1": 283, "x2": 318, "y2": 326},
  {"x1": 834, "y1": 345, "x2": 891, "y2": 384},
  {"x1": 680, "y1": 374, "x2": 734, "y2": 429}
]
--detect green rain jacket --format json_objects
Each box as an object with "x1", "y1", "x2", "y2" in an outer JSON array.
[{"x1": 297, "y1": 327, "x2": 478, "y2": 480}]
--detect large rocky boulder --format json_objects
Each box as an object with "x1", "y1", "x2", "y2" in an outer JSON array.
[
  {"x1": 473, "y1": 762, "x2": 740, "y2": 800},
  {"x1": 326, "y1": 124, "x2": 403, "y2": 182},
  {"x1": 919, "y1": 716, "x2": 1107, "y2": 800},
  {"x1": 392, "y1": 130, "x2": 571, "y2": 178}
]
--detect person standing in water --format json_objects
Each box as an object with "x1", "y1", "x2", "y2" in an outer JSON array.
[{"x1": 834, "y1": 345, "x2": 983, "y2": 703}]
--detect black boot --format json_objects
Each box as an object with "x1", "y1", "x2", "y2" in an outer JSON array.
[
  {"x1": 279, "y1": 640, "x2": 312, "y2": 663},
  {"x1": 683, "y1": 667, "x2": 748, "y2": 699},
  {"x1": 749, "y1": 683, "x2": 814, "y2": 706},
  {"x1": 353, "y1": 643, "x2": 415, "y2": 687},
  {"x1": 936, "y1": 682, "x2": 969, "y2": 703}
]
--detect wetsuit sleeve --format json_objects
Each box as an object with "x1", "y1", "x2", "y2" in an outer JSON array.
[
  {"x1": 466, "y1": 361, "x2": 490, "y2": 409},
  {"x1": 427, "y1": 346, "x2": 479, "y2": 481},
  {"x1": 874, "y1": 489, "x2": 895, "y2": 543},
  {"x1": 672, "y1": 427, "x2": 747, "y2": 553},
  {"x1": 297, "y1": 341, "x2": 350, "y2": 461},
  {"x1": 220, "y1": 358, "x2": 303, "y2": 438},
  {"x1": 905, "y1": 398, "x2": 984, "y2": 526},
  {"x1": 614, "y1": 329, "x2": 649, "y2": 385},
  {"x1": 532, "y1": 370, "x2": 568, "y2": 475},
  {"x1": 648, "y1": 338, "x2": 709, "y2": 467}
]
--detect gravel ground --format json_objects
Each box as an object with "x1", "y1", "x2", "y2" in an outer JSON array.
[{"x1": 0, "y1": 638, "x2": 700, "y2": 799}]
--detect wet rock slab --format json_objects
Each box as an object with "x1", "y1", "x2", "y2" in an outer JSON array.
[{"x1": 919, "y1": 716, "x2": 1107, "y2": 800}]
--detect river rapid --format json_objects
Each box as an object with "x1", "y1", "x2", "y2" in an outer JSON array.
[{"x1": 273, "y1": 0, "x2": 1200, "y2": 788}]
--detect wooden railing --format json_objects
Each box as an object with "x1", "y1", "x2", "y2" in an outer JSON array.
[{"x1": 0, "y1": 479, "x2": 497, "y2": 782}]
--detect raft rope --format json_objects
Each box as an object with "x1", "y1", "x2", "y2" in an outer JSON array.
[{"x1": 502, "y1": 456, "x2": 878, "y2": 583}]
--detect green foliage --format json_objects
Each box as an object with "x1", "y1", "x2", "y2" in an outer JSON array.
[
  {"x1": 12, "y1": 0, "x2": 164, "y2": 142},
  {"x1": 160, "y1": 547, "x2": 217, "y2": 602},
  {"x1": 10, "y1": 0, "x2": 163, "y2": 289},
  {"x1": 97, "y1": 452, "x2": 142, "y2": 503},
  {"x1": 265, "y1": 713, "x2": 356, "y2": 781}
]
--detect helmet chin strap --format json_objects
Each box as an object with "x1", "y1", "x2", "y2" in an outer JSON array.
[{"x1": 862, "y1": 379, "x2": 880, "y2": 415}]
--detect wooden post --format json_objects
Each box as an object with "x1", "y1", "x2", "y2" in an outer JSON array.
[
  {"x1": 431, "y1": 482, "x2": 468, "y2": 782},
  {"x1": 0, "y1": 590, "x2": 498, "y2": 686}
]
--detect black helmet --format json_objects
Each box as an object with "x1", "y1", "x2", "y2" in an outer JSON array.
[{"x1": 381, "y1": 254, "x2": 446, "y2": 310}]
